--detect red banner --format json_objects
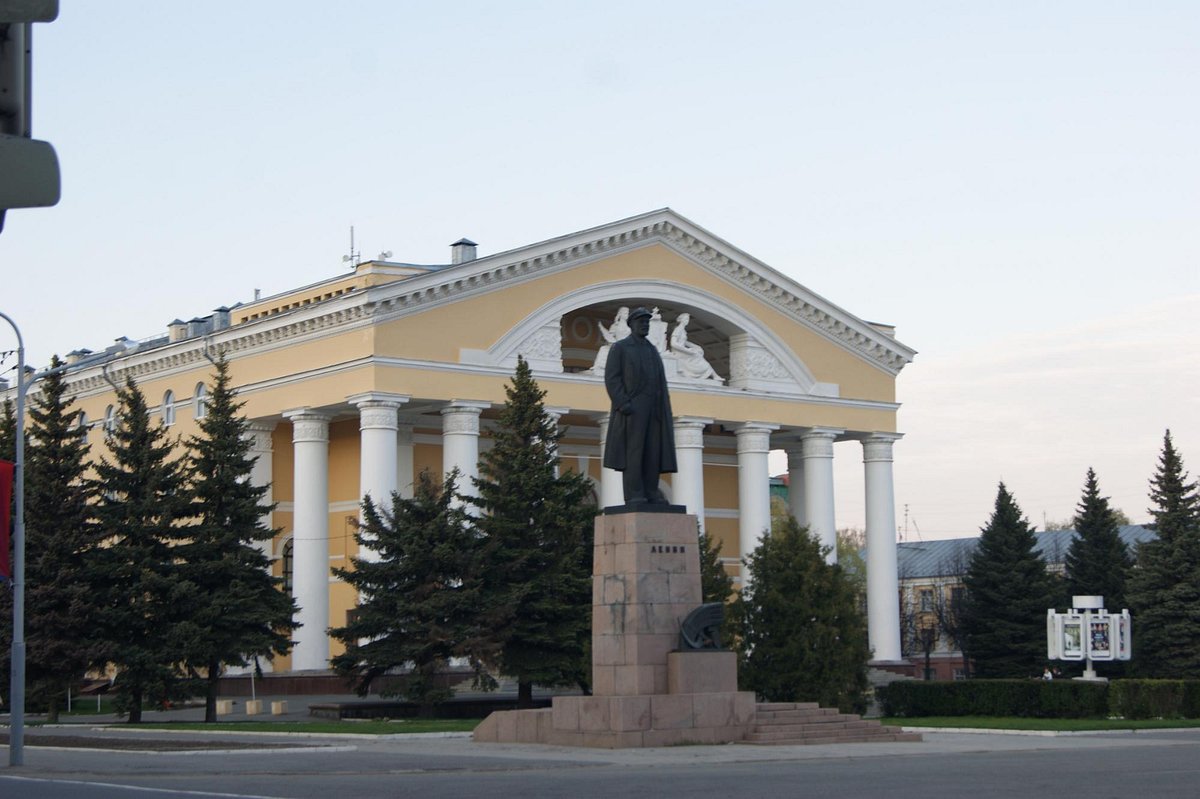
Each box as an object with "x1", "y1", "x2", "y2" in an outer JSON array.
[{"x1": 0, "y1": 459, "x2": 12, "y2": 580}]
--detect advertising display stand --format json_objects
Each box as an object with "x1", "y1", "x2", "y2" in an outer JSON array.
[{"x1": 1047, "y1": 595, "x2": 1131, "y2": 681}]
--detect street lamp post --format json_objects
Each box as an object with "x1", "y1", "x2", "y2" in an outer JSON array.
[{"x1": 0, "y1": 310, "x2": 26, "y2": 766}]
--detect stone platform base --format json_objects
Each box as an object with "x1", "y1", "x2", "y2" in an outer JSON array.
[{"x1": 473, "y1": 690, "x2": 757, "y2": 748}]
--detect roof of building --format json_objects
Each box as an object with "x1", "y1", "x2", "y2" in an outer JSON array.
[{"x1": 881, "y1": 525, "x2": 1157, "y2": 580}]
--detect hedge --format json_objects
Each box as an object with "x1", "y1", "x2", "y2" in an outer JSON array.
[
  {"x1": 877, "y1": 679, "x2": 1108, "y2": 718},
  {"x1": 1108, "y1": 681, "x2": 1200, "y2": 719}
]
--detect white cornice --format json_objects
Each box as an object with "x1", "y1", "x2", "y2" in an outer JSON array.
[{"x1": 56, "y1": 294, "x2": 371, "y2": 399}]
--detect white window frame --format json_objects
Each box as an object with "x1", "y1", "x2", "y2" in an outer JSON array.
[
  {"x1": 163, "y1": 390, "x2": 176, "y2": 426},
  {"x1": 194, "y1": 383, "x2": 208, "y2": 420}
]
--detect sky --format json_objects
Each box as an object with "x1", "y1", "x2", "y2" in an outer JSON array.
[{"x1": 1, "y1": 2, "x2": 1196, "y2": 540}]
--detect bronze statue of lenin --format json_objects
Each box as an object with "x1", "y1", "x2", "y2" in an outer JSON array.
[{"x1": 603, "y1": 306, "x2": 678, "y2": 506}]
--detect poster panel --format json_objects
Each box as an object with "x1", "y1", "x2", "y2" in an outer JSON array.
[
  {"x1": 1060, "y1": 614, "x2": 1085, "y2": 661},
  {"x1": 1088, "y1": 615, "x2": 1114, "y2": 661}
]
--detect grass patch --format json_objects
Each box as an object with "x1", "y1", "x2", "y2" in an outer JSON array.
[
  {"x1": 884, "y1": 716, "x2": 1200, "y2": 732},
  {"x1": 123, "y1": 718, "x2": 481, "y2": 735}
]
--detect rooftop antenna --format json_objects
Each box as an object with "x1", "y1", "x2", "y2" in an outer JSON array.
[{"x1": 342, "y1": 225, "x2": 360, "y2": 269}]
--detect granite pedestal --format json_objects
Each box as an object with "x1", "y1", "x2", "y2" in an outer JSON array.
[{"x1": 474, "y1": 511, "x2": 756, "y2": 748}]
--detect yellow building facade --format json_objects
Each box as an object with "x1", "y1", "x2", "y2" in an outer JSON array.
[{"x1": 23, "y1": 209, "x2": 916, "y2": 673}]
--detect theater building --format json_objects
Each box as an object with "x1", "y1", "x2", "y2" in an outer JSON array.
[{"x1": 22, "y1": 209, "x2": 916, "y2": 673}]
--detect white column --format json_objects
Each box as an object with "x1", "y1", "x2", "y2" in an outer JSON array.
[
  {"x1": 594, "y1": 412, "x2": 624, "y2": 509},
  {"x1": 545, "y1": 406, "x2": 569, "y2": 477},
  {"x1": 283, "y1": 409, "x2": 331, "y2": 672},
  {"x1": 735, "y1": 422, "x2": 778, "y2": 569},
  {"x1": 785, "y1": 445, "x2": 807, "y2": 527},
  {"x1": 441, "y1": 400, "x2": 490, "y2": 507},
  {"x1": 673, "y1": 416, "x2": 712, "y2": 530},
  {"x1": 349, "y1": 393, "x2": 408, "y2": 563},
  {"x1": 801, "y1": 427, "x2": 843, "y2": 564},
  {"x1": 396, "y1": 415, "x2": 418, "y2": 500},
  {"x1": 244, "y1": 421, "x2": 277, "y2": 674},
  {"x1": 246, "y1": 422, "x2": 276, "y2": 556},
  {"x1": 864, "y1": 433, "x2": 903, "y2": 662}
]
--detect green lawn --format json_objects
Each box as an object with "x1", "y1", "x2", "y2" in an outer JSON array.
[
  {"x1": 884, "y1": 716, "x2": 1200, "y2": 732},
  {"x1": 125, "y1": 719, "x2": 481, "y2": 735}
]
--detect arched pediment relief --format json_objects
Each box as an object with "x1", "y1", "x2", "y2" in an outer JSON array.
[
  {"x1": 460, "y1": 280, "x2": 837, "y2": 398},
  {"x1": 580, "y1": 305, "x2": 725, "y2": 386}
]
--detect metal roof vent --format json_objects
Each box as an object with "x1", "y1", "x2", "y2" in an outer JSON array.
[{"x1": 450, "y1": 238, "x2": 477, "y2": 265}]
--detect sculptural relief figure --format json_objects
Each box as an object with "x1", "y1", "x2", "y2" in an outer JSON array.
[
  {"x1": 670, "y1": 313, "x2": 723, "y2": 382},
  {"x1": 603, "y1": 306, "x2": 678, "y2": 506},
  {"x1": 591, "y1": 306, "x2": 630, "y2": 372},
  {"x1": 648, "y1": 306, "x2": 668, "y2": 353}
]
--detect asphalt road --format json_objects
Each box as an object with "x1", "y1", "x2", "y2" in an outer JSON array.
[{"x1": 3, "y1": 728, "x2": 1200, "y2": 799}]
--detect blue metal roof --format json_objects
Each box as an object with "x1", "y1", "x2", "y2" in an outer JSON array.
[{"x1": 873, "y1": 526, "x2": 1156, "y2": 580}]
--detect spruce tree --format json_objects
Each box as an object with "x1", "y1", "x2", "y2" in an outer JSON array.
[
  {"x1": 23, "y1": 358, "x2": 108, "y2": 721},
  {"x1": 178, "y1": 357, "x2": 297, "y2": 722},
  {"x1": 331, "y1": 470, "x2": 483, "y2": 716},
  {"x1": 1127, "y1": 431, "x2": 1200, "y2": 677},
  {"x1": 0, "y1": 399, "x2": 14, "y2": 699},
  {"x1": 472, "y1": 356, "x2": 597, "y2": 707},
  {"x1": 962, "y1": 483, "x2": 1061, "y2": 678},
  {"x1": 93, "y1": 378, "x2": 194, "y2": 722},
  {"x1": 732, "y1": 516, "x2": 870, "y2": 713},
  {"x1": 0, "y1": 397, "x2": 13, "y2": 460},
  {"x1": 698, "y1": 526, "x2": 734, "y2": 605},
  {"x1": 1064, "y1": 468, "x2": 1132, "y2": 609}
]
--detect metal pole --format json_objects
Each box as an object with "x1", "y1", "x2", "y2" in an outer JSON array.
[{"x1": 1, "y1": 311, "x2": 26, "y2": 766}]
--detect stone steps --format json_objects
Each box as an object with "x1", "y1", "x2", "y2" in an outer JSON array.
[{"x1": 744, "y1": 702, "x2": 921, "y2": 746}]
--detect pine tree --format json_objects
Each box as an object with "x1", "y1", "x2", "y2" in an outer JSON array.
[
  {"x1": 962, "y1": 483, "x2": 1062, "y2": 678},
  {"x1": 698, "y1": 526, "x2": 734, "y2": 605},
  {"x1": 331, "y1": 470, "x2": 483, "y2": 716},
  {"x1": 1127, "y1": 431, "x2": 1200, "y2": 677},
  {"x1": 472, "y1": 356, "x2": 597, "y2": 707},
  {"x1": 93, "y1": 378, "x2": 194, "y2": 722},
  {"x1": 23, "y1": 358, "x2": 108, "y2": 721},
  {"x1": 177, "y1": 357, "x2": 297, "y2": 722},
  {"x1": 1064, "y1": 468, "x2": 1132, "y2": 609},
  {"x1": 732, "y1": 516, "x2": 870, "y2": 712}
]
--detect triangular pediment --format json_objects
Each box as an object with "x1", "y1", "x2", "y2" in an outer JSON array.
[{"x1": 364, "y1": 209, "x2": 915, "y2": 376}]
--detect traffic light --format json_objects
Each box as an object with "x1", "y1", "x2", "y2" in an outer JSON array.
[{"x1": 0, "y1": 0, "x2": 60, "y2": 233}]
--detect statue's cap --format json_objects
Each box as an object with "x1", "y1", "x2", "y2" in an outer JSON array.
[{"x1": 629, "y1": 306, "x2": 652, "y2": 321}]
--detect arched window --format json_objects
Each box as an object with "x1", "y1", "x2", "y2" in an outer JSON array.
[
  {"x1": 103, "y1": 404, "x2": 115, "y2": 433},
  {"x1": 282, "y1": 539, "x2": 294, "y2": 592},
  {"x1": 194, "y1": 383, "x2": 208, "y2": 419},
  {"x1": 162, "y1": 390, "x2": 176, "y2": 426},
  {"x1": 76, "y1": 411, "x2": 88, "y2": 440}
]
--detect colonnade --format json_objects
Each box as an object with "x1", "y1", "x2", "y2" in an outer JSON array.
[{"x1": 263, "y1": 399, "x2": 905, "y2": 672}]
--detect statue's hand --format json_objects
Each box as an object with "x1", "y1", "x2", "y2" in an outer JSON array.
[{"x1": 620, "y1": 402, "x2": 634, "y2": 416}]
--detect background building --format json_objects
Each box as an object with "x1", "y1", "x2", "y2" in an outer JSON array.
[{"x1": 892, "y1": 525, "x2": 1154, "y2": 679}]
